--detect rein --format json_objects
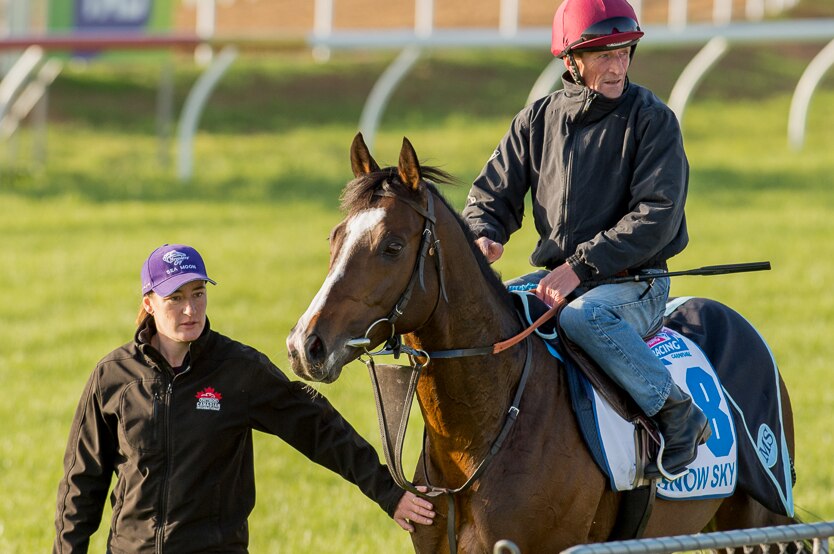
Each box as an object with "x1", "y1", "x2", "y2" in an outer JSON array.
[
  {"x1": 348, "y1": 183, "x2": 545, "y2": 553},
  {"x1": 364, "y1": 340, "x2": 533, "y2": 554}
]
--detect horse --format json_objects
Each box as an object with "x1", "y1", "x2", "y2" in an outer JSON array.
[{"x1": 286, "y1": 133, "x2": 798, "y2": 553}]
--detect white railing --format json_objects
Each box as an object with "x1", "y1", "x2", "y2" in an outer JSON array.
[
  {"x1": 0, "y1": 0, "x2": 825, "y2": 173},
  {"x1": 309, "y1": 19, "x2": 834, "y2": 151},
  {"x1": 561, "y1": 520, "x2": 834, "y2": 554},
  {"x1": 311, "y1": 0, "x2": 803, "y2": 46},
  {"x1": 491, "y1": 520, "x2": 834, "y2": 554},
  {"x1": 305, "y1": 0, "x2": 830, "y2": 151}
]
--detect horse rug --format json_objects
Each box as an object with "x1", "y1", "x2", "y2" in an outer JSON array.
[{"x1": 511, "y1": 292, "x2": 794, "y2": 516}]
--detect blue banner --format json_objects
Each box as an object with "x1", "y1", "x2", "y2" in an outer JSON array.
[{"x1": 74, "y1": 0, "x2": 152, "y2": 30}]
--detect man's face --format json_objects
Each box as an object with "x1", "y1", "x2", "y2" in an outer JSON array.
[{"x1": 573, "y1": 47, "x2": 631, "y2": 99}]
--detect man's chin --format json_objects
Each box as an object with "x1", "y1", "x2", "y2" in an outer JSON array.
[
  {"x1": 601, "y1": 84, "x2": 624, "y2": 99},
  {"x1": 597, "y1": 88, "x2": 621, "y2": 99}
]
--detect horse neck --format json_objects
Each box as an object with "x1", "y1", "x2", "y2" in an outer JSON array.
[
  {"x1": 407, "y1": 201, "x2": 525, "y2": 472},
  {"x1": 410, "y1": 195, "x2": 519, "y2": 349}
]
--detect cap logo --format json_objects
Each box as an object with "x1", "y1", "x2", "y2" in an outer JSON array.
[
  {"x1": 162, "y1": 249, "x2": 189, "y2": 266},
  {"x1": 161, "y1": 249, "x2": 198, "y2": 275}
]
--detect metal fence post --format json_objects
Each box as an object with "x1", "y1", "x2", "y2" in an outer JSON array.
[
  {"x1": 788, "y1": 38, "x2": 834, "y2": 150},
  {"x1": 176, "y1": 45, "x2": 238, "y2": 182}
]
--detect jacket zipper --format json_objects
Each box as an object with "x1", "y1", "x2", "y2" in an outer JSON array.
[
  {"x1": 154, "y1": 350, "x2": 192, "y2": 553},
  {"x1": 152, "y1": 392, "x2": 160, "y2": 443},
  {"x1": 155, "y1": 379, "x2": 173, "y2": 553},
  {"x1": 561, "y1": 89, "x2": 597, "y2": 254},
  {"x1": 562, "y1": 136, "x2": 575, "y2": 253}
]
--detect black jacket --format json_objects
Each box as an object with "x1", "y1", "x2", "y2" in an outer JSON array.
[
  {"x1": 462, "y1": 75, "x2": 689, "y2": 281},
  {"x1": 54, "y1": 318, "x2": 403, "y2": 553}
]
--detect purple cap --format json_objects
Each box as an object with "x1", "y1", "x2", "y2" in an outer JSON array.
[{"x1": 141, "y1": 244, "x2": 216, "y2": 297}]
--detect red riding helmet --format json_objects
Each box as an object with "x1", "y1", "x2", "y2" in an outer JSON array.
[{"x1": 551, "y1": 0, "x2": 644, "y2": 58}]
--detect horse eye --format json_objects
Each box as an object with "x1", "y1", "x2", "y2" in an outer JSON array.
[{"x1": 382, "y1": 241, "x2": 404, "y2": 257}]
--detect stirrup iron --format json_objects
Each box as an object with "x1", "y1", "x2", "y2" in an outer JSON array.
[{"x1": 654, "y1": 434, "x2": 689, "y2": 482}]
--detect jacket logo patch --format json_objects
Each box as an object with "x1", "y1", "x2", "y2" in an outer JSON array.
[{"x1": 195, "y1": 387, "x2": 222, "y2": 411}]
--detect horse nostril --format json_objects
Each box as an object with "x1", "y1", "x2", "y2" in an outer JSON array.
[{"x1": 304, "y1": 333, "x2": 325, "y2": 365}]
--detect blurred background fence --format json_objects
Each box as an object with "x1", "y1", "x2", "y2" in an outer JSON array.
[{"x1": 1, "y1": 0, "x2": 833, "y2": 178}]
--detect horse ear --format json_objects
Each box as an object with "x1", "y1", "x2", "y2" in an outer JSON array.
[
  {"x1": 350, "y1": 132, "x2": 381, "y2": 177},
  {"x1": 398, "y1": 137, "x2": 422, "y2": 191}
]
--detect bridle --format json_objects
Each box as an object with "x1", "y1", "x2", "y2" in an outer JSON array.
[
  {"x1": 346, "y1": 183, "x2": 561, "y2": 358},
  {"x1": 344, "y1": 183, "x2": 448, "y2": 358},
  {"x1": 343, "y1": 182, "x2": 538, "y2": 553}
]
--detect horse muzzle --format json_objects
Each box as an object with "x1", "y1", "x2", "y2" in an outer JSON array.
[{"x1": 286, "y1": 326, "x2": 355, "y2": 383}]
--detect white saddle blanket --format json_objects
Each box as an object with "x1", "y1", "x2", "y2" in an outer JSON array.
[{"x1": 595, "y1": 327, "x2": 738, "y2": 499}]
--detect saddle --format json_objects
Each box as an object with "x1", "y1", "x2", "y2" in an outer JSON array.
[
  {"x1": 510, "y1": 291, "x2": 663, "y2": 539},
  {"x1": 511, "y1": 292, "x2": 795, "y2": 524},
  {"x1": 510, "y1": 291, "x2": 657, "y2": 427}
]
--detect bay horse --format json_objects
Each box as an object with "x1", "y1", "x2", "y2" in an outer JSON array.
[{"x1": 286, "y1": 134, "x2": 797, "y2": 553}]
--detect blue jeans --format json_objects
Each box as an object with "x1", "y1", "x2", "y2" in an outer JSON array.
[{"x1": 508, "y1": 269, "x2": 672, "y2": 416}]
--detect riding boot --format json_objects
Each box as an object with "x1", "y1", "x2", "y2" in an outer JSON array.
[{"x1": 644, "y1": 385, "x2": 712, "y2": 480}]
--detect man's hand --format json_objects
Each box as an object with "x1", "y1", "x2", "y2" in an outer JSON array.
[
  {"x1": 535, "y1": 263, "x2": 580, "y2": 307},
  {"x1": 393, "y1": 486, "x2": 436, "y2": 533},
  {"x1": 474, "y1": 237, "x2": 504, "y2": 264}
]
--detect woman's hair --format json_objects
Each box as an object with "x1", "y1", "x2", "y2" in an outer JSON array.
[{"x1": 136, "y1": 297, "x2": 152, "y2": 328}]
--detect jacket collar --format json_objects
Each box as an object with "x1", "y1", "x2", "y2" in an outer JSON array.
[
  {"x1": 560, "y1": 71, "x2": 633, "y2": 122},
  {"x1": 136, "y1": 316, "x2": 213, "y2": 372}
]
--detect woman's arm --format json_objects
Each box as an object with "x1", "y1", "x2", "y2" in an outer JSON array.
[{"x1": 54, "y1": 368, "x2": 116, "y2": 553}]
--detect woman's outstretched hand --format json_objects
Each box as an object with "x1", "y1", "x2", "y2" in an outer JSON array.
[{"x1": 393, "y1": 486, "x2": 436, "y2": 533}]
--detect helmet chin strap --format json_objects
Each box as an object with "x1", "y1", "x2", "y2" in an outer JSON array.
[{"x1": 567, "y1": 52, "x2": 585, "y2": 87}]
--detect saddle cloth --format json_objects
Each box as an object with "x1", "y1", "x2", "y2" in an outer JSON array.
[
  {"x1": 510, "y1": 291, "x2": 794, "y2": 516},
  {"x1": 568, "y1": 324, "x2": 738, "y2": 500}
]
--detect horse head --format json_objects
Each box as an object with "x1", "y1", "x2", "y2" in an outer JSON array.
[{"x1": 287, "y1": 133, "x2": 449, "y2": 383}]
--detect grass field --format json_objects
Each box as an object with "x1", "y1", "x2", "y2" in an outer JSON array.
[{"x1": 1, "y1": 42, "x2": 834, "y2": 552}]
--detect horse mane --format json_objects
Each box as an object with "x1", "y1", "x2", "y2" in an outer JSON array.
[{"x1": 340, "y1": 166, "x2": 514, "y2": 307}]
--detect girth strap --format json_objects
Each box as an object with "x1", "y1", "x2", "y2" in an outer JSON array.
[{"x1": 608, "y1": 481, "x2": 656, "y2": 540}]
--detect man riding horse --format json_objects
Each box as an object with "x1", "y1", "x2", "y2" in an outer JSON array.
[{"x1": 463, "y1": 0, "x2": 711, "y2": 480}]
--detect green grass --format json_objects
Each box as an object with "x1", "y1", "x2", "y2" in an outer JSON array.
[{"x1": 1, "y1": 43, "x2": 834, "y2": 551}]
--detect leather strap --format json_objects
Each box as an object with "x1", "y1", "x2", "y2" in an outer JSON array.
[
  {"x1": 608, "y1": 481, "x2": 656, "y2": 540},
  {"x1": 365, "y1": 338, "x2": 534, "y2": 553},
  {"x1": 492, "y1": 303, "x2": 561, "y2": 354}
]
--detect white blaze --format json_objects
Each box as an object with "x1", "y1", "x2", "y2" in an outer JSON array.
[{"x1": 291, "y1": 208, "x2": 386, "y2": 345}]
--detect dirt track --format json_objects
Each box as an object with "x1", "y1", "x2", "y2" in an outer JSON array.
[{"x1": 173, "y1": 0, "x2": 746, "y2": 36}]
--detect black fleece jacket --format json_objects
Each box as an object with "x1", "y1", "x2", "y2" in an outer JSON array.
[
  {"x1": 54, "y1": 318, "x2": 403, "y2": 553},
  {"x1": 463, "y1": 74, "x2": 689, "y2": 281}
]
